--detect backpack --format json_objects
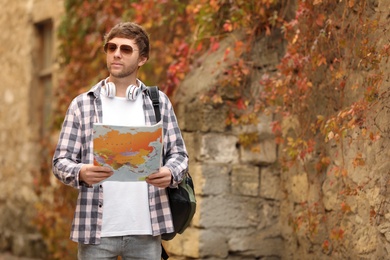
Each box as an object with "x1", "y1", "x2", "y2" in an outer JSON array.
[{"x1": 148, "y1": 86, "x2": 196, "y2": 242}]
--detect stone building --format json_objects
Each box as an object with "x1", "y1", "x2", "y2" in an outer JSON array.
[
  {"x1": 0, "y1": 0, "x2": 63, "y2": 258},
  {"x1": 1, "y1": 0, "x2": 390, "y2": 260}
]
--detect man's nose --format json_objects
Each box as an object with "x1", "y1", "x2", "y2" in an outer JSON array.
[{"x1": 113, "y1": 47, "x2": 122, "y2": 57}]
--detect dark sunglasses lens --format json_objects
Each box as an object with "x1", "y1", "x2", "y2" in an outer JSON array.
[
  {"x1": 104, "y1": 43, "x2": 133, "y2": 55},
  {"x1": 105, "y1": 43, "x2": 117, "y2": 53},
  {"x1": 120, "y1": 45, "x2": 133, "y2": 54}
]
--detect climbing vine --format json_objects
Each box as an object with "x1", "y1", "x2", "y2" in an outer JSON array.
[
  {"x1": 35, "y1": 0, "x2": 389, "y2": 259},
  {"x1": 260, "y1": 0, "x2": 389, "y2": 256}
]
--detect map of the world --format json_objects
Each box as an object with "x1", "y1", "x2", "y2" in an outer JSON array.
[{"x1": 93, "y1": 122, "x2": 163, "y2": 182}]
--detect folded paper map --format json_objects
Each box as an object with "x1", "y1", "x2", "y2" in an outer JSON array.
[{"x1": 93, "y1": 122, "x2": 163, "y2": 182}]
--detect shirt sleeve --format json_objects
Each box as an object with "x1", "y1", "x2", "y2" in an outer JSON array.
[
  {"x1": 52, "y1": 98, "x2": 83, "y2": 189},
  {"x1": 159, "y1": 92, "x2": 189, "y2": 187}
]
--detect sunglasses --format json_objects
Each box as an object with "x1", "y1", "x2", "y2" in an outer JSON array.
[{"x1": 103, "y1": 42, "x2": 138, "y2": 55}]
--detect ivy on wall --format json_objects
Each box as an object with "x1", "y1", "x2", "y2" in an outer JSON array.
[
  {"x1": 260, "y1": 0, "x2": 389, "y2": 255},
  {"x1": 34, "y1": 0, "x2": 389, "y2": 258}
]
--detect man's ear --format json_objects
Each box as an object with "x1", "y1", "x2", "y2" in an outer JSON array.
[{"x1": 138, "y1": 56, "x2": 148, "y2": 67}]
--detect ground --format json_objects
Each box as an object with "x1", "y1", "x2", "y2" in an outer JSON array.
[{"x1": 0, "y1": 253, "x2": 40, "y2": 260}]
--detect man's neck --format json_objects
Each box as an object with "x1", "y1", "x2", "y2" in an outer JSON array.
[{"x1": 109, "y1": 76, "x2": 138, "y2": 97}]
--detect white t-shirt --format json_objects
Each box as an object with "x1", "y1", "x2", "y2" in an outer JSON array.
[{"x1": 99, "y1": 90, "x2": 153, "y2": 237}]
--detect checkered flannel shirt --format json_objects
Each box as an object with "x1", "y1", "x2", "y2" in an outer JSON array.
[{"x1": 52, "y1": 80, "x2": 189, "y2": 244}]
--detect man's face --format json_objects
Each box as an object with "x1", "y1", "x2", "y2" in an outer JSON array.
[{"x1": 105, "y1": 37, "x2": 147, "y2": 78}]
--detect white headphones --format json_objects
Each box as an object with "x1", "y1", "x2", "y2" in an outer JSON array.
[{"x1": 102, "y1": 78, "x2": 140, "y2": 101}]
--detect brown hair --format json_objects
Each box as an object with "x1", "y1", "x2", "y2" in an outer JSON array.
[{"x1": 104, "y1": 22, "x2": 150, "y2": 60}]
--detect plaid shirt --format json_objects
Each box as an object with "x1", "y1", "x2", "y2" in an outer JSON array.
[{"x1": 52, "y1": 80, "x2": 189, "y2": 244}]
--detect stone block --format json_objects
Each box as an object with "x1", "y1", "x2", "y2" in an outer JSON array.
[
  {"x1": 175, "y1": 31, "x2": 245, "y2": 104},
  {"x1": 182, "y1": 132, "x2": 201, "y2": 164},
  {"x1": 307, "y1": 178, "x2": 322, "y2": 205},
  {"x1": 251, "y1": 34, "x2": 283, "y2": 68},
  {"x1": 231, "y1": 164, "x2": 260, "y2": 196},
  {"x1": 190, "y1": 163, "x2": 205, "y2": 196},
  {"x1": 353, "y1": 225, "x2": 378, "y2": 255},
  {"x1": 228, "y1": 226, "x2": 283, "y2": 258},
  {"x1": 191, "y1": 163, "x2": 230, "y2": 196},
  {"x1": 175, "y1": 102, "x2": 186, "y2": 130},
  {"x1": 378, "y1": 222, "x2": 390, "y2": 242},
  {"x1": 199, "y1": 229, "x2": 229, "y2": 258},
  {"x1": 184, "y1": 102, "x2": 228, "y2": 132},
  {"x1": 240, "y1": 139, "x2": 276, "y2": 165},
  {"x1": 258, "y1": 201, "x2": 281, "y2": 230},
  {"x1": 199, "y1": 195, "x2": 260, "y2": 228},
  {"x1": 232, "y1": 114, "x2": 274, "y2": 138},
  {"x1": 191, "y1": 196, "x2": 201, "y2": 228},
  {"x1": 260, "y1": 167, "x2": 282, "y2": 200},
  {"x1": 290, "y1": 172, "x2": 309, "y2": 204},
  {"x1": 199, "y1": 134, "x2": 239, "y2": 163},
  {"x1": 278, "y1": 199, "x2": 295, "y2": 238},
  {"x1": 281, "y1": 115, "x2": 300, "y2": 138},
  {"x1": 322, "y1": 176, "x2": 340, "y2": 211},
  {"x1": 12, "y1": 233, "x2": 45, "y2": 258},
  {"x1": 163, "y1": 227, "x2": 200, "y2": 258},
  {"x1": 0, "y1": 230, "x2": 11, "y2": 251}
]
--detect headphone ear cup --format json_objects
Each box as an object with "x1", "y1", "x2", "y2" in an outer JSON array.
[
  {"x1": 126, "y1": 85, "x2": 140, "y2": 101},
  {"x1": 105, "y1": 82, "x2": 116, "y2": 98}
]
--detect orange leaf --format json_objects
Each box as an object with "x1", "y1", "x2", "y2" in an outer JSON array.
[
  {"x1": 316, "y1": 14, "x2": 326, "y2": 27},
  {"x1": 212, "y1": 94, "x2": 223, "y2": 104},
  {"x1": 317, "y1": 55, "x2": 327, "y2": 66},
  {"x1": 330, "y1": 227, "x2": 344, "y2": 240},
  {"x1": 369, "y1": 132, "x2": 381, "y2": 141},
  {"x1": 352, "y1": 153, "x2": 365, "y2": 167},
  {"x1": 234, "y1": 41, "x2": 244, "y2": 57},
  {"x1": 341, "y1": 202, "x2": 351, "y2": 213},
  {"x1": 265, "y1": 25, "x2": 271, "y2": 36}
]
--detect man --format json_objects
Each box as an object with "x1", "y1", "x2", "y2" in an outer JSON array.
[{"x1": 52, "y1": 22, "x2": 189, "y2": 259}]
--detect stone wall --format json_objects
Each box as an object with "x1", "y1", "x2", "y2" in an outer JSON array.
[
  {"x1": 164, "y1": 1, "x2": 390, "y2": 259},
  {"x1": 278, "y1": 0, "x2": 390, "y2": 259},
  {"x1": 163, "y1": 31, "x2": 285, "y2": 259},
  {"x1": 0, "y1": 0, "x2": 63, "y2": 258}
]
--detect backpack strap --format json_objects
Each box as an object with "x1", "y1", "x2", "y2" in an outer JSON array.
[
  {"x1": 148, "y1": 86, "x2": 161, "y2": 122},
  {"x1": 149, "y1": 87, "x2": 169, "y2": 259},
  {"x1": 161, "y1": 244, "x2": 169, "y2": 259}
]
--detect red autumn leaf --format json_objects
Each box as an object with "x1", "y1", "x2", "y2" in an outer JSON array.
[
  {"x1": 223, "y1": 47, "x2": 231, "y2": 61},
  {"x1": 236, "y1": 98, "x2": 247, "y2": 110},
  {"x1": 211, "y1": 41, "x2": 220, "y2": 52},
  {"x1": 223, "y1": 20, "x2": 233, "y2": 32},
  {"x1": 322, "y1": 240, "x2": 330, "y2": 251}
]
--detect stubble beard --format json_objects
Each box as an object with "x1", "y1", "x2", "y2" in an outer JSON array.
[{"x1": 108, "y1": 64, "x2": 138, "y2": 79}]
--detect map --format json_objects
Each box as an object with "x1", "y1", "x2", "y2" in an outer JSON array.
[{"x1": 93, "y1": 122, "x2": 163, "y2": 182}]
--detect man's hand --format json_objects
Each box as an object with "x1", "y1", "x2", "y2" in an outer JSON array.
[
  {"x1": 146, "y1": 166, "x2": 172, "y2": 188},
  {"x1": 79, "y1": 164, "x2": 114, "y2": 186}
]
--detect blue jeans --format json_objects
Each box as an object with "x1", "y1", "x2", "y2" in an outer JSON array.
[{"x1": 78, "y1": 235, "x2": 161, "y2": 260}]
